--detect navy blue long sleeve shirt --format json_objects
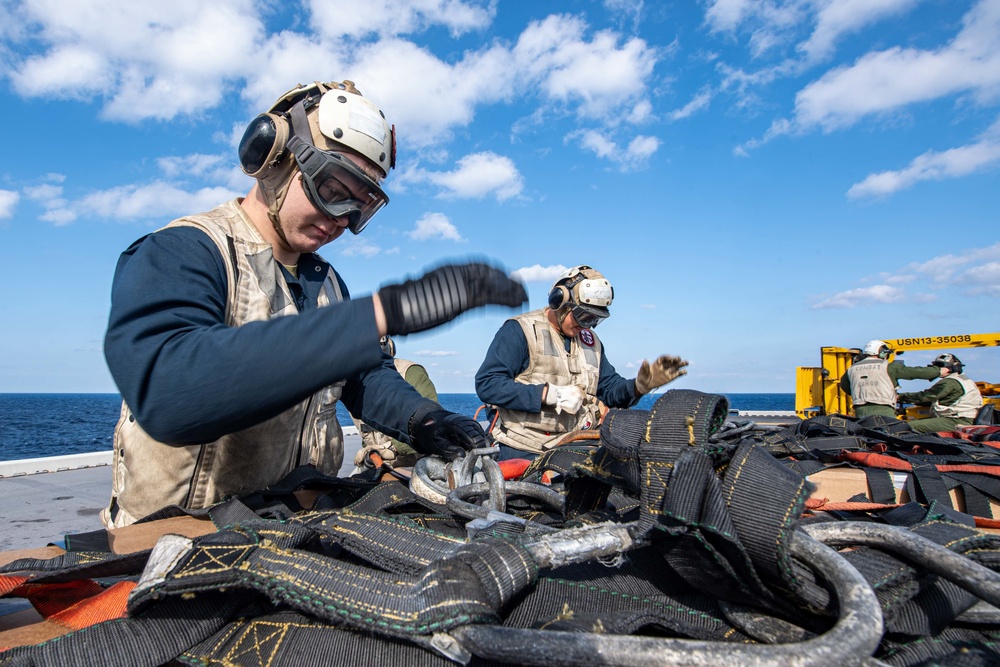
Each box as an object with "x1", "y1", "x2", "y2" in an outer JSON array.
[
  {"x1": 104, "y1": 225, "x2": 436, "y2": 445},
  {"x1": 475, "y1": 318, "x2": 638, "y2": 412}
]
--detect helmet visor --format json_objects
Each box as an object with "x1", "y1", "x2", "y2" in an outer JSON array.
[
  {"x1": 571, "y1": 303, "x2": 609, "y2": 329},
  {"x1": 290, "y1": 139, "x2": 389, "y2": 234}
]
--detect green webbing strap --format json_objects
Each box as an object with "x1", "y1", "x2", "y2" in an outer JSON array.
[
  {"x1": 129, "y1": 527, "x2": 537, "y2": 638},
  {"x1": 296, "y1": 510, "x2": 465, "y2": 577}
]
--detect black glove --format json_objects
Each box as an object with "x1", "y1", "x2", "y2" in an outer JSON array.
[
  {"x1": 409, "y1": 407, "x2": 487, "y2": 460},
  {"x1": 379, "y1": 262, "x2": 527, "y2": 336}
]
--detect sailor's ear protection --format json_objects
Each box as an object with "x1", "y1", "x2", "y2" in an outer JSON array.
[
  {"x1": 548, "y1": 272, "x2": 587, "y2": 310},
  {"x1": 548, "y1": 284, "x2": 571, "y2": 310},
  {"x1": 238, "y1": 112, "x2": 291, "y2": 178}
]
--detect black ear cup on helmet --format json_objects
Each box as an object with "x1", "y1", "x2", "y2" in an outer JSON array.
[
  {"x1": 239, "y1": 113, "x2": 291, "y2": 178},
  {"x1": 548, "y1": 285, "x2": 571, "y2": 310}
]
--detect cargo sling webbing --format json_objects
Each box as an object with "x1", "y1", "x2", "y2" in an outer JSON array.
[{"x1": 3, "y1": 390, "x2": 1000, "y2": 666}]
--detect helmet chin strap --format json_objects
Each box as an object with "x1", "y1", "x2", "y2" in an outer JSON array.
[{"x1": 264, "y1": 169, "x2": 298, "y2": 250}]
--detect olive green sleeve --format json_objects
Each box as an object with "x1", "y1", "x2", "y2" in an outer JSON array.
[
  {"x1": 887, "y1": 363, "x2": 940, "y2": 384},
  {"x1": 404, "y1": 364, "x2": 439, "y2": 403},
  {"x1": 898, "y1": 377, "x2": 963, "y2": 406},
  {"x1": 392, "y1": 364, "x2": 439, "y2": 456}
]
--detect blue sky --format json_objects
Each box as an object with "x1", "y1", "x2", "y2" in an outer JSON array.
[{"x1": 0, "y1": 0, "x2": 998, "y2": 395}]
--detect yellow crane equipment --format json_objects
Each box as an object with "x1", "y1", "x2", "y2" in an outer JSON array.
[{"x1": 795, "y1": 332, "x2": 1000, "y2": 420}]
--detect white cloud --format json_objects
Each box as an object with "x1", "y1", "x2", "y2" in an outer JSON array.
[
  {"x1": 402, "y1": 152, "x2": 524, "y2": 200},
  {"x1": 8, "y1": 0, "x2": 266, "y2": 122},
  {"x1": 814, "y1": 242, "x2": 1000, "y2": 307},
  {"x1": 73, "y1": 182, "x2": 240, "y2": 222},
  {"x1": 338, "y1": 237, "x2": 385, "y2": 257},
  {"x1": 306, "y1": 0, "x2": 495, "y2": 39},
  {"x1": 811, "y1": 284, "x2": 905, "y2": 309},
  {"x1": 773, "y1": 1, "x2": 1000, "y2": 138},
  {"x1": 704, "y1": 0, "x2": 755, "y2": 34},
  {"x1": 3, "y1": 5, "x2": 662, "y2": 166},
  {"x1": 414, "y1": 349, "x2": 460, "y2": 357},
  {"x1": 958, "y1": 261, "x2": 1000, "y2": 296},
  {"x1": 907, "y1": 242, "x2": 1000, "y2": 286},
  {"x1": 511, "y1": 14, "x2": 658, "y2": 120},
  {"x1": 668, "y1": 87, "x2": 713, "y2": 121},
  {"x1": 0, "y1": 190, "x2": 19, "y2": 218},
  {"x1": 848, "y1": 116, "x2": 1000, "y2": 198},
  {"x1": 511, "y1": 264, "x2": 569, "y2": 283},
  {"x1": 39, "y1": 209, "x2": 78, "y2": 226},
  {"x1": 407, "y1": 212, "x2": 465, "y2": 241},
  {"x1": 571, "y1": 129, "x2": 659, "y2": 169},
  {"x1": 799, "y1": 0, "x2": 922, "y2": 63},
  {"x1": 23, "y1": 184, "x2": 62, "y2": 201},
  {"x1": 604, "y1": 0, "x2": 645, "y2": 31},
  {"x1": 626, "y1": 134, "x2": 660, "y2": 161}
]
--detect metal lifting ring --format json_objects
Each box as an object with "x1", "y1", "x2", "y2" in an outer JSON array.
[
  {"x1": 410, "y1": 456, "x2": 453, "y2": 505},
  {"x1": 447, "y1": 481, "x2": 566, "y2": 524},
  {"x1": 447, "y1": 529, "x2": 884, "y2": 667},
  {"x1": 804, "y1": 522, "x2": 1000, "y2": 607}
]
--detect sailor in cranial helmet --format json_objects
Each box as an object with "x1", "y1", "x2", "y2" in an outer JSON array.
[
  {"x1": 839, "y1": 340, "x2": 939, "y2": 418},
  {"x1": 475, "y1": 264, "x2": 689, "y2": 461},
  {"x1": 102, "y1": 79, "x2": 527, "y2": 528},
  {"x1": 898, "y1": 354, "x2": 985, "y2": 433}
]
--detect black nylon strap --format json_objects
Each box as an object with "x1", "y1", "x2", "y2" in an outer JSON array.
[
  {"x1": 129, "y1": 528, "x2": 536, "y2": 638},
  {"x1": 863, "y1": 467, "x2": 898, "y2": 504}
]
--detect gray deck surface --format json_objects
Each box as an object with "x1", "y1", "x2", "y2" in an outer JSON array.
[{"x1": 0, "y1": 431, "x2": 365, "y2": 552}]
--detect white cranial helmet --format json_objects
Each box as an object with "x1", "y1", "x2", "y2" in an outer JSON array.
[
  {"x1": 554, "y1": 266, "x2": 613, "y2": 307},
  {"x1": 862, "y1": 340, "x2": 892, "y2": 359},
  {"x1": 314, "y1": 81, "x2": 395, "y2": 178}
]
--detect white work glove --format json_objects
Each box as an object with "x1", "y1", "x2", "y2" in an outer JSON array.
[
  {"x1": 543, "y1": 384, "x2": 585, "y2": 415},
  {"x1": 635, "y1": 355, "x2": 689, "y2": 395},
  {"x1": 353, "y1": 443, "x2": 397, "y2": 469}
]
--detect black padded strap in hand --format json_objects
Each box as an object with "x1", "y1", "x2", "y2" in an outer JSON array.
[
  {"x1": 379, "y1": 262, "x2": 527, "y2": 336},
  {"x1": 408, "y1": 407, "x2": 487, "y2": 460}
]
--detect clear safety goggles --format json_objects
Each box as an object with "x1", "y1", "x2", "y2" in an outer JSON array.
[
  {"x1": 571, "y1": 303, "x2": 609, "y2": 329},
  {"x1": 289, "y1": 138, "x2": 389, "y2": 235}
]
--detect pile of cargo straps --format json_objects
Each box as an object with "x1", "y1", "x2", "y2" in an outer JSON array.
[
  {"x1": 2, "y1": 389, "x2": 1000, "y2": 666},
  {"x1": 726, "y1": 411, "x2": 1000, "y2": 530}
]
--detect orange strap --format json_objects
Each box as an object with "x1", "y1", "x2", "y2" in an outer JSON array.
[
  {"x1": 49, "y1": 581, "x2": 135, "y2": 631},
  {"x1": 0, "y1": 575, "x2": 29, "y2": 597},
  {"x1": 554, "y1": 430, "x2": 602, "y2": 446},
  {"x1": 839, "y1": 450, "x2": 1000, "y2": 478},
  {"x1": 498, "y1": 459, "x2": 531, "y2": 480}
]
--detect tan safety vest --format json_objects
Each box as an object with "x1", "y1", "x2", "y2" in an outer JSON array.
[
  {"x1": 103, "y1": 199, "x2": 346, "y2": 528},
  {"x1": 846, "y1": 358, "x2": 896, "y2": 406},
  {"x1": 353, "y1": 358, "x2": 417, "y2": 450},
  {"x1": 493, "y1": 309, "x2": 603, "y2": 454},
  {"x1": 932, "y1": 374, "x2": 983, "y2": 419}
]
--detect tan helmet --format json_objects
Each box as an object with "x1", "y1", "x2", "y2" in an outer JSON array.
[{"x1": 238, "y1": 80, "x2": 396, "y2": 238}]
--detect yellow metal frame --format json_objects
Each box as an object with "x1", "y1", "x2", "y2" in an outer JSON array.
[{"x1": 795, "y1": 332, "x2": 1000, "y2": 419}]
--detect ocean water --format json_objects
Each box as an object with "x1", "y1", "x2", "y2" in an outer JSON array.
[{"x1": 0, "y1": 392, "x2": 794, "y2": 462}]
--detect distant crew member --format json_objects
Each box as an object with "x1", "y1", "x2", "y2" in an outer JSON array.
[
  {"x1": 352, "y1": 336, "x2": 439, "y2": 470},
  {"x1": 475, "y1": 265, "x2": 688, "y2": 460},
  {"x1": 839, "y1": 340, "x2": 939, "y2": 418},
  {"x1": 897, "y1": 354, "x2": 984, "y2": 433}
]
